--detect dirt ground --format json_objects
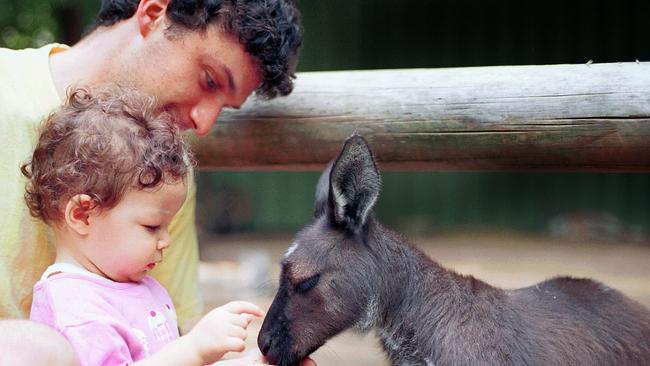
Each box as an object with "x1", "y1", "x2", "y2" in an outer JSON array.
[{"x1": 198, "y1": 232, "x2": 650, "y2": 366}]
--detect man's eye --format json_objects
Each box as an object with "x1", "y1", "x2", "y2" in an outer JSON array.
[
  {"x1": 143, "y1": 225, "x2": 160, "y2": 232},
  {"x1": 295, "y1": 274, "x2": 320, "y2": 294},
  {"x1": 205, "y1": 71, "x2": 218, "y2": 90}
]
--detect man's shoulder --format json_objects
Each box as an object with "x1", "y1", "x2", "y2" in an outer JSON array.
[
  {"x1": 0, "y1": 45, "x2": 52, "y2": 83},
  {"x1": 0, "y1": 44, "x2": 63, "y2": 69},
  {"x1": 0, "y1": 44, "x2": 63, "y2": 123}
]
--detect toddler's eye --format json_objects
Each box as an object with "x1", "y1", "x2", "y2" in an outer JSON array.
[
  {"x1": 143, "y1": 225, "x2": 160, "y2": 232},
  {"x1": 295, "y1": 274, "x2": 320, "y2": 294}
]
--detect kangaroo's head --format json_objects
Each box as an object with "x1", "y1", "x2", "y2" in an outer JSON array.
[{"x1": 258, "y1": 135, "x2": 383, "y2": 366}]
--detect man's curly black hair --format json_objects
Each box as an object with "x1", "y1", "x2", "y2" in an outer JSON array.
[{"x1": 95, "y1": 0, "x2": 302, "y2": 99}]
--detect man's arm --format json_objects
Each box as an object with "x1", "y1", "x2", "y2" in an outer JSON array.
[{"x1": 150, "y1": 177, "x2": 203, "y2": 333}]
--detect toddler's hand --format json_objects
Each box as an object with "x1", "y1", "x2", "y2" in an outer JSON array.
[{"x1": 185, "y1": 301, "x2": 264, "y2": 364}]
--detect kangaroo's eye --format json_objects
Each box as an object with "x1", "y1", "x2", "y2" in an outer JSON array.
[{"x1": 295, "y1": 274, "x2": 320, "y2": 294}]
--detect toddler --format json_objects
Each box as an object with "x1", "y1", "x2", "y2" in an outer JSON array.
[{"x1": 23, "y1": 87, "x2": 264, "y2": 366}]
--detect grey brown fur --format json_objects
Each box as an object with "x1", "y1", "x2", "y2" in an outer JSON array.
[{"x1": 258, "y1": 135, "x2": 650, "y2": 366}]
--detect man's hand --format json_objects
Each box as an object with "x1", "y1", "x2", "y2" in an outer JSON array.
[
  {"x1": 209, "y1": 349, "x2": 317, "y2": 366},
  {"x1": 298, "y1": 357, "x2": 317, "y2": 366},
  {"x1": 208, "y1": 350, "x2": 266, "y2": 365}
]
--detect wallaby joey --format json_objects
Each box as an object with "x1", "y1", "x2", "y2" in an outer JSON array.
[{"x1": 259, "y1": 134, "x2": 650, "y2": 366}]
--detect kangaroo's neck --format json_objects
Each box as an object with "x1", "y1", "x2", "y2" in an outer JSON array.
[
  {"x1": 368, "y1": 223, "x2": 462, "y2": 325},
  {"x1": 363, "y1": 221, "x2": 500, "y2": 364}
]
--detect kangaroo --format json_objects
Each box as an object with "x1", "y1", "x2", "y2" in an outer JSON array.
[{"x1": 258, "y1": 135, "x2": 650, "y2": 366}]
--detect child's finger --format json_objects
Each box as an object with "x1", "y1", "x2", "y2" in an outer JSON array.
[
  {"x1": 228, "y1": 313, "x2": 249, "y2": 328},
  {"x1": 222, "y1": 337, "x2": 246, "y2": 353},
  {"x1": 242, "y1": 313, "x2": 256, "y2": 324},
  {"x1": 223, "y1": 301, "x2": 265, "y2": 317},
  {"x1": 230, "y1": 324, "x2": 247, "y2": 339}
]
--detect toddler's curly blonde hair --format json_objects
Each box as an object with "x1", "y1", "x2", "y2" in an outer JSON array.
[{"x1": 21, "y1": 86, "x2": 193, "y2": 225}]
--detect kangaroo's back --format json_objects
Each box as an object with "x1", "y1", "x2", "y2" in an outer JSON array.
[
  {"x1": 406, "y1": 270, "x2": 650, "y2": 366},
  {"x1": 506, "y1": 277, "x2": 650, "y2": 365}
]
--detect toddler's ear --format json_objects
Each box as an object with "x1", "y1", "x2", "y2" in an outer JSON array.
[{"x1": 64, "y1": 194, "x2": 94, "y2": 235}]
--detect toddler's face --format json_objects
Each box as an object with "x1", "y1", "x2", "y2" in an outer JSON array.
[{"x1": 81, "y1": 181, "x2": 188, "y2": 282}]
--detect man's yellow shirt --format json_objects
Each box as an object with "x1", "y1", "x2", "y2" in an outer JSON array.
[{"x1": 0, "y1": 44, "x2": 203, "y2": 327}]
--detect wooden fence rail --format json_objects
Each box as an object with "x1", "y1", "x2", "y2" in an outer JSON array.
[{"x1": 189, "y1": 62, "x2": 650, "y2": 172}]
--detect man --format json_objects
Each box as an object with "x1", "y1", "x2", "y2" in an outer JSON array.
[
  {"x1": 0, "y1": 319, "x2": 78, "y2": 366},
  {"x1": 1, "y1": 0, "x2": 313, "y2": 364}
]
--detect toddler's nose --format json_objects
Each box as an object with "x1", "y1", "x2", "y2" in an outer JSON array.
[{"x1": 157, "y1": 231, "x2": 171, "y2": 250}]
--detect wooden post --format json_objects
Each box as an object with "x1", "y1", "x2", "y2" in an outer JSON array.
[{"x1": 189, "y1": 62, "x2": 650, "y2": 172}]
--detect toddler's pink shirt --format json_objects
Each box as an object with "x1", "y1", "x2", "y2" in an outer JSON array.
[{"x1": 30, "y1": 263, "x2": 180, "y2": 366}]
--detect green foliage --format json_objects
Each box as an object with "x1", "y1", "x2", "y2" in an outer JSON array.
[
  {"x1": 0, "y1": 1, "x2": 56, "y2": 48},
  {"x1": 0, "y1": 0, "x2": 99, "y2": 49}
]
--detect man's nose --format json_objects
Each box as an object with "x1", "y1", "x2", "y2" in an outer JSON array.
[{"x1": 190, "y1": 102, "x2": 223, "y2": 136}]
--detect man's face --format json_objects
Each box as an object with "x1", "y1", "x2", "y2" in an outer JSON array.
[{"x1": 121, "y1": 23, "x2": 261, "y2": 136}]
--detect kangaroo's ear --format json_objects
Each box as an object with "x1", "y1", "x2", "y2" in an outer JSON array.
[{"x1": 328, "y1": 135, "x2": 380, "y2": 234}]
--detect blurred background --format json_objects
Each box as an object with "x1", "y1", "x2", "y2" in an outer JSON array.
[
  {"x1": 3, "y1": 1, "x2": 650, "y2": 364},
  {"x1": 2, "y1": 0, "x2": 649, "y2": 239}
]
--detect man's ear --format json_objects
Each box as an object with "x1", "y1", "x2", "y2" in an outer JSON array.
[
  {"x1": 136, "y1": 0, "x2": 170, "y2": 37},
  {"x1": 64, "y1": 194, "x2": 94, "y2": 235}
]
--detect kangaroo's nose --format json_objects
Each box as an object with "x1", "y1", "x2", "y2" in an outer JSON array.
[{"x1": 258, "y1": 332, "x2": 272, "y2": 355}]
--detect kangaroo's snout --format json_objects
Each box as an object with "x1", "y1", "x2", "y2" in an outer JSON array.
[{"x1": 258, "y1": 285, "x2": 294, "y2": 365}]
